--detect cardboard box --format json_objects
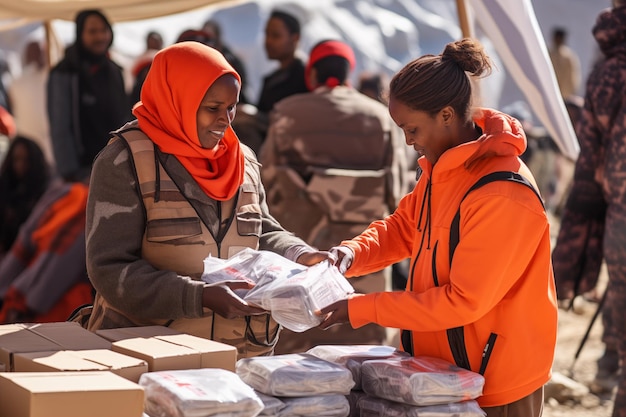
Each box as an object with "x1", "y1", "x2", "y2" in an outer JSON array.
[
  {"x1": 0, "y1": 371, "x2": 144, "y2": 417},
  {"x1": 98, "y1": 326, "x2": 237, "y2": 372},
  {"x1": 96, "y1": 325, "x2": 181, "y2": 342},
  {"x1": 14, "y1": 350, "x2": 149, "y2": 383},
  {"x1": 0, "y1": 322, "x2": 111, "y2": 372}
]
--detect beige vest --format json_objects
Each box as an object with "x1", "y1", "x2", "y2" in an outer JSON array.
[{"x1": 90, "y1": 129, "x2": 279, "y2": 358}]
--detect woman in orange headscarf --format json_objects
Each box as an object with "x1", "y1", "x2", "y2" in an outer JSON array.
[{"x1": 83, "y1": 42, "x2": 328, "y2": 358}]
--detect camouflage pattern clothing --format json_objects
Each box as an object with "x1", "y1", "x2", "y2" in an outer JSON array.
[
  {"x1": 260, "y1": 85, "x2": 409, "y2": 353},
  {"x1": 563, "y1": 7, "x2": 626, "y2": 416},
  {"x1": 86, "y1": 121, "x2": 312, "y2": 358}
]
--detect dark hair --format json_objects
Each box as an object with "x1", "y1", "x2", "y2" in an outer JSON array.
[
  {"x1": 175, "y1": 29, "x2": 215, "y2": 47},
  {"x1": 0, "y1": 136, "x2": 50, "y2": 197},
  {"x1": 389, "y1": 38, "x2": 491, "y2": 120},
  {"x1": 270, "y1": 10, "x2": 301, "y2": 35},
  {"x1": 553, "y1": 28, "x2": 566, "y2": 41},
  {"x1": 313, "y1": 55, "x2": 350, "y2": 85},
  {"x1": 75, "y1": 9, "x2": 113, "y2": 46}
]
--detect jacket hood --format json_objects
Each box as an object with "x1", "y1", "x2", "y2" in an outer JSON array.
[
  {"x1": 419, "y1": 107, "x2": 527, "y2": 175},
  {"x1": 593, "y1": 6, "x2": 626, "y2": 59}
]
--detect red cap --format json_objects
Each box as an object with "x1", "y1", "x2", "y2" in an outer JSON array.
[{"x1": 305, "y1": 40, "x2": 356, "y2": 91}]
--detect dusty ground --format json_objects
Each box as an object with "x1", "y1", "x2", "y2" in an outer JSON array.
[
  {"x1": 544, "y1": 213, "x2": 617, "y2": 417},
  {"x1": 544, "y1": 298, "x2": 616, "y2": 417}
]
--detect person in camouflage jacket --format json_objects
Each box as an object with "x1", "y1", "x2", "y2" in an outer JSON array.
[
  {"x1": 85, "y1": 42, "x2": 329, "y2": 358},
  {"x1": 260, "y1": 40, "x2": 409, "y2": 353},
  {"x1": 556, "y1": 3, "x2": 626, "y2": 414}
]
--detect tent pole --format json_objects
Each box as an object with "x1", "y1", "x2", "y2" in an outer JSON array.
[{"x1": 456, "y1": 0, "x2": 473, "y2": 39}]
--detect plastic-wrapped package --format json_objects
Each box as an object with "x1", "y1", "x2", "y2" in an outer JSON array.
[
  {"x1": 360, "y1": 356, "x2": 485, "y2": 406},
  {"x1": 139, "y1": 368, "x2": 264, "y2": 417},
  {"x1": 347, "y1": 390, "x2": 368, "y2": 417},
  {"x1": 254, "y1": 391, "x2": 286, "y2": 416},
  {"x1": 307, "y1": 345, "x2": 409, "y2": 389},
  {"x1": 202, "y1": 249, "x2": 354, "y2": 332},
  {"x1": 277, "y1": 394, "x2": 350, "y2": 417},
  {"x1": 358, "y1": 396, "x2": 486, "y2": 417},
  {"x1": 358, "y1": 395, "x2": 485, "y2": 417},
  {"x1": 236, "y1": 353, "x2": 355, "y2": 397},
  {"x1": 257, "y1": 261, "x2": 354, "y2": 332},
  {"x1": 202, "y1": 248, "x2": 306, "y2": 298}
]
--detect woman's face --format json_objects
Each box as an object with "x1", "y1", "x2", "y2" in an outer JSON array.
[
  {"x1": 81, "y1": 15, "x2": 112, "y2": 56},
  {"x1": 264, "y1": 17, "x2": 297, "y2": 61},
  {"x1": 196, "y1": 74, "x2": 240, "y2": 149},
  {"x1": 389, "y1": 97, "x2": 453, "y2": 165}
]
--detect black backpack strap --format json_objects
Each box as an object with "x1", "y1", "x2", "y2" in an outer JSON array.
[
  {"x1": 446, "y1": 171, "x2": 542, "y2": 372},
  {"x1": 449, "y1": 171, "x2": 543, "y2": 265}
]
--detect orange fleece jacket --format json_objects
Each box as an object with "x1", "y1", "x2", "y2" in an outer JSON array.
[{"x1": 342, "y1": 108, "x2": 557, "y2": 407}]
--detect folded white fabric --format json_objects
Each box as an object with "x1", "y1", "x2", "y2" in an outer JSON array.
[
  {"x1": 139, "y1": 368, "x2": 264, "y2": 417},
  {"x1": 360, "y1": 356, "x2": 485, "y2": 406},
  {"x1": 236, "y1": 353, "x2": 355, "y2": 397}
]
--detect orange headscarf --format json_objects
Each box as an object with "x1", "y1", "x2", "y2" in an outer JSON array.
[{"x1": 133, "y1": 42, "x2": 244, "y2": 201}]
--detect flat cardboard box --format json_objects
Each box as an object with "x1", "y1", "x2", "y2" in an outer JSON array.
[
  {"x1": 98, "y1": 326, "x2": 237, "y2": 372},
  {"x1": 96, "y1": 325, "x2": 180, "y2": 342},
  {"x1": 112, "y1": 337, "x2": 202, "y2": 372},
  {"x1": 0, "y1": 371, "x2": 144, "y2": 417},
  {"x1": 0, "y1": 322, "x2": 111, "y2": 372},
  {"x1": 14, "y1": 350, "x2": 149, "y2": 382},
  {"x1": 157, "y1": 333, "x2": 237, "y2": 372}
]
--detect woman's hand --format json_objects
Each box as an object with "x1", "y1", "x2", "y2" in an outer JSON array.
[
  {"x1": 328, "y1": 246, "x2": 354, "y2": 274},
  {"x1": 317, "y1": 299, "x2": 350, "y2": 330},
  {"x1": 202, "y1": 281, "x2": 266, "y2": 319},
  {"x1": 296, "y1": 250, "x2": 334, "y2": 266}
]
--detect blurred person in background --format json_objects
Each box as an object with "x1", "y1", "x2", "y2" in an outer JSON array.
[
  {"x1": 257, "y1": 9, "x2": 308, "y2": 115},
  {"x1": 260, "y1": 39, "x2": 408, "y2": 353},
  {"x1": 202, "y1": 19, "x2": 250, "y2": 104},
  {"x1": 130, "y1": 30, "x2": 163, "y2": 106},
  {"x1": 553, "y1": 3, "x2": 626, "y2": 412},
  {"x1": 0, "y1": 136, "x2": 51, "y2": 263},
  {"x1": 47, "y1": 9, "x2": 131, "y2": 182},
  {"x1": 0, "y1": 174, "x2": 92, "y2": 324},
  {"x1": 8, "y1": 40, "x2": 55, "y2": 167},
  {"x1": 549, "y1": 27, "x2": 581, "y2": 100}
]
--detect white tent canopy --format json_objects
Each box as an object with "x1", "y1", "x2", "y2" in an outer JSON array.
[{"x1": 0, "y1": 0, "x2": 240, "y2": 27}]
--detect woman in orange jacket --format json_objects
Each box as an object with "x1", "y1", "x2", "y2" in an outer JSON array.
[{"x1": 320, "y1": 38, "x2": 557, "y2": 417}]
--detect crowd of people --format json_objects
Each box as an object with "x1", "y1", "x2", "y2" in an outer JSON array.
[{"x1": 0, "y1": 3, "x2": 624, "y2": 417}]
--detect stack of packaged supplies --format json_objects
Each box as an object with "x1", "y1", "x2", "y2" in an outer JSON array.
[
  {"x1": 306, "y1": 346, "x2": 487, "y2": 417},
  {"x1": 358, "y1": 356, "x2": 486, "y2": 416},
  {"x1": 236, "y1": 353, "x2": 355, "y2": 416},
  {"x1": 139, "y1": 368, "x2": 264, "y2": 417},
  {"x1": 307, "y1": 344, "x2": 409, "y2": 390}
]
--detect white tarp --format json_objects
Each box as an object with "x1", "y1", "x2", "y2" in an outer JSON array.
[{"x1": 469, "y1": 0, "x2": 580, "y2": 160}]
